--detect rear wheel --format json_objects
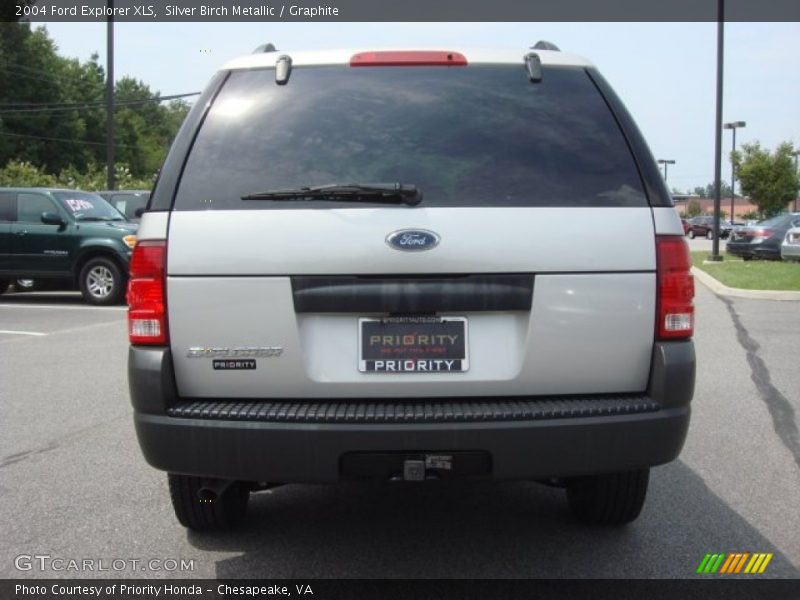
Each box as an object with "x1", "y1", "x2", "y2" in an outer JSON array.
[
  {"x1": 168, "y1": 474, "x2": 250, "y2": 531},
  {"x1": 0, "y1": 280, "x2": 8, "y2": 295},
  {"x1": 706, "y1": 230, "x2": 714, "y2": 240},
  {"x1": 566, "y1": 468, "x2": 649, "y2": 525},
  {"x1": 79, "y1": 257, "x2": 125, "y2": 305},
  {"x1": 688, "y1": 230, "x2": 695, "y2": 239},
  {"x1": 15, "y1": 279, "x2": 37, "y2": 292}
]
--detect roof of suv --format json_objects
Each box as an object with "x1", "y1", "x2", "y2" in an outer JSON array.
[{"x1": 222, "y1": 47, "x2": 594, "y2": 71}]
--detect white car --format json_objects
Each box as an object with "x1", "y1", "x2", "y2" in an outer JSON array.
[
  {"x1": 782, "y1": 226, "x2": 800, "y2": 261},
  {"x1": 127, "y1": 43, "x2": 695, "y2": 530}
]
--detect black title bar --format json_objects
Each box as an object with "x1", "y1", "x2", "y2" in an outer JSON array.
[{"x1": 8, "y1": 0, "x2": 800, "y2": 22}]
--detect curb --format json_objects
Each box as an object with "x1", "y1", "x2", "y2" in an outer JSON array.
[{"x1": 691, "y1": 266, "x2": 800, "y2": 301}]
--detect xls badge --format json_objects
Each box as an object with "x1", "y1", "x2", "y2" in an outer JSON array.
[{"x1": 187, "y1": 346, "x2": 283, "y2": 358}]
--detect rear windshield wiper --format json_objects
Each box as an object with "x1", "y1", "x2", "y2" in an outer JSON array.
[{"x1": 241, "y1": 183, "x2": 422, "y2": 206}]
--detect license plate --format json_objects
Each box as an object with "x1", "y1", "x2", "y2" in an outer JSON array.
[{"x1": 359, "y1": 316, "x2": 468, "y2": 373}]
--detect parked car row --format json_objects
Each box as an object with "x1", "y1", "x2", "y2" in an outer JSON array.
[
  {"x1": 682, "y1": 213, "x2": 800, "y2": 262},
  {"x1": 727, "y1": 213, "x2": 800, "y2": 261},
  {"x1": 0, "y1": 187, "x2": 149, "y2": 304},
  {"x1": 685, "y1": 215, "x2": 734, "y2": 240}
]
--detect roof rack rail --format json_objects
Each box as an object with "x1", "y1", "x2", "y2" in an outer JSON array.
[
  {"x1": 253, "y1": 43, "x2": 277, "y2": 53},
  {"x1": 531, "y1": 41, "x2": 560, "y2": 51}
]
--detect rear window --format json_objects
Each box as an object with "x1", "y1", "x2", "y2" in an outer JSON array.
[
  {"x1": 110, "y1": 193, "x2": 149, "y2": 219},
  {"x1": 175, "y1": 65, "x2": 646, "y2": 210}
]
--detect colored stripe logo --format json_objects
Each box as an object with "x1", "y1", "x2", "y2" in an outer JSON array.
[{"x1": 696, "y1": 553, "x2": 773, "y2": 574}]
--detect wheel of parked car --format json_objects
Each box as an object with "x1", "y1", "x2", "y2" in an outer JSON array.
[
  {"x1": 0, "y1": 280, "x2": 8, "y2": 295},
  {"x1": 566, "y1": 469, "x2": 649, "y2": 525},
  {"x1": 706, "y1": 230, "x2": 714, "y2": 240},
  {"x1": 688, "y1": 230, "x2": 695, "y2": 239},
  {"x1": 14, "y1": 279, "x2": 37, "y2": 292},
  {"x1": 79, "y1": 257, "x2": 125, "y2": 305},
  {"x1": 168, "y1": 474, "x2": 250, "y2": 531}
]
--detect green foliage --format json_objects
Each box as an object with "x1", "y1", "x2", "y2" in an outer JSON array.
[
  {"x1": 734, "y1": 142, "x2": 799, "y2": 218},
  {"x1": 0, "y1": 160, "x2": 57, "y2": 187},
  {"x1": 0, "y1": 159, "x2": 153, "y2": 190},
  {"x1": 692, "y1": 186, "x2": 707, "y2": 198},
  {"x1": 703, "y1": 180, "x2": 733, "y2": 199},
  {"x1": 739, "y1": 210, "x2": 761, "y2": 221},
  {"x1": 686, "y1": 199, "x2": 704, "y2": 217},
  {"x1": 0, "y1": 23, "x2": 189, "y2": 182}
]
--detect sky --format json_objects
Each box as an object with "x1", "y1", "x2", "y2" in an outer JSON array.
[{"x1": 40, "y1": 21, "x2": 800, "y2": 193}]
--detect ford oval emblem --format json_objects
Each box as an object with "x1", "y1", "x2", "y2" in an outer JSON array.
[{"x1": 386, "y1": 229, "x2": 441, "y2": 252}]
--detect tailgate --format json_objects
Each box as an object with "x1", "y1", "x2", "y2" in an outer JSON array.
[{"x1": 167, "y1": 207, "x2": 656, "y2": 398}]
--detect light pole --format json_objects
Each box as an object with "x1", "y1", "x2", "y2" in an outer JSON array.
[
  {"x1": 709, "y1": 0, "x2": 724, "y2": 262},
  {"x1": 723, "y1": 121, "x2": 745, "y2": 223},
  {"x1": 793, "y1": 150, "x2": 799, "y2": 212},
  {"x1": 658, "y1": 159, "x2": 676, "y2": 183},
  {"x1": 106, "y1": 0, "x2": 115, "y2": 191}
]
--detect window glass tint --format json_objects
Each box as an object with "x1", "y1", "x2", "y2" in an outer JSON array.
[
  {"x1": 111, "y1": 193, "x2": 148, "y2": 218},
  {"x1": 17, "y1": 193, "x2": 56, "y2": 223},
  {"x1": 52, "y1": 191, "x2": 125, "y2": 221},
  {"x1": 176, "y1": 66, "x2": 646, "y2": 210},
  {"x1": 0, "y1": 192, "x2": 14, "y2": 221}
]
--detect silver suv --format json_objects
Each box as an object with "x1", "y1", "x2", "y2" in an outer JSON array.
[{"x1": 127, "y1": 44, "x2": 695, "y2": 530}]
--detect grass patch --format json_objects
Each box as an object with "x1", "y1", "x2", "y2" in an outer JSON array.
[{"x1": 691, "y1": 251, "x2": 800, "y2": 291}]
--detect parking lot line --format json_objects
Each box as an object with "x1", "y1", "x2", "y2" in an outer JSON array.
[
  {"x1": 0, "y1": 303, "x2": 127, "y2": 311},
  {"x1": 0, "y1": 329, "x2": 47, "y2": 336}
]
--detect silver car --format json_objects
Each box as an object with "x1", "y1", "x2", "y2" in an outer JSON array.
[{"x1": 781, "y1": 226, "x2": 800, "y2": 261}]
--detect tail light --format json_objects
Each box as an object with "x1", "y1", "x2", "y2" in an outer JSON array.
[
  {"x1": 127, "y1": 240, "x2": 168, "y2": 345},
  {"x1": 656, "y1": 236, "x2": 694, "y2": 339},
  {"x1": 753, "y1": 230, "x2": 771, "y2": 238}
]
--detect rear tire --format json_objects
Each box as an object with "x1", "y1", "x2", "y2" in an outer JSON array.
[
  {"x1": 79, "y1": 257, "x2": 125, "y2": 305},
  {"x1": 15, "y1": 279, "x2": 37, "y2": 292},
  {"x1": 688, "y1": 230, "x2": 695, "y2": 239},
  {"x1": 0, "y1": 280, "x2": 8, "y2": 295},
  {"x1": 566, "y1": 469, "x2": 649, "y2": 525},
  {"x1": 168, "y1": 474, "x2": 250, "y2": 531},
  {"x1": 706, "y1": 230, "x2": 714, "y2": 240}
]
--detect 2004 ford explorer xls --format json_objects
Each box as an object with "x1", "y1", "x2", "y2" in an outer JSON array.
[{"x1": 127, "y1": 44, "x2": 695, "y2": 530}]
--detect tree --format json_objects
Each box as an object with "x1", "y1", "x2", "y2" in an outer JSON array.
[
  {"x1": 692, "y1": 186, "x2": 707, "y2": 198},
  {"x1": 686, "y1": 199, "x2": 703, "y2": 217},
  {"x1": 734, "y1": 142, "x2": 799, "y2": 218},
  {"x1": 703, "y1": 180, "x2": 733, "y2": 199},
  {"x1": 1, "y1": 23, "x2": 190, "y2": 183}
]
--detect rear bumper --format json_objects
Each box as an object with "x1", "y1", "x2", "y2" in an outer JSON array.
[
  {"x1": 781, "y1": 244, "x2": 800, "y2": 260},
  {"x1": 129, "y1": 341, "x2": 694, "y2": 482}
]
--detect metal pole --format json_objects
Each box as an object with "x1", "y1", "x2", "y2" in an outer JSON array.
[
  {"x1": 710, "y1": 0, "x2": 724, "y2": 261},
  {"x1": 794, "y1": 152, "x2": 799, "y2": 212},
  {"x1": 665, "y1": 162, "x2": 669, "y2": 182},
  {"x1": 106, "y1": 1, "x2": 115, "y2": 191},
  {"x1": 730, "y1": 127, "x2": 735, "y2": 223}
]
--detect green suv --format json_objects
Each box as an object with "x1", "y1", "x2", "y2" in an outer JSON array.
[{"x1": 0, "y1": 188, "x2": 137, "y2": 305}]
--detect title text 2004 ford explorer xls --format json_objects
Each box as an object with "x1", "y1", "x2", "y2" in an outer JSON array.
[{"x1": 128, "y1": 44, "x2": 695, "y2": 530}]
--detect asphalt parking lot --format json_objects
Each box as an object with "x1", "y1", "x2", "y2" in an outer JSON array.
[{"x1": 1, "y1": 277, "x2": 799, "y2": 579}]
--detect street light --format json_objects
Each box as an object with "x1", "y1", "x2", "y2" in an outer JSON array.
[
  {"x1": 723, "y1": 120, "x2": 746, "y2": 224},
  {"x1": 792, "y1": 150, "x2": 799, "y2": 212},
  {"x1": 657, "y1": 159, "x2": 676, "y2": 183}
]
